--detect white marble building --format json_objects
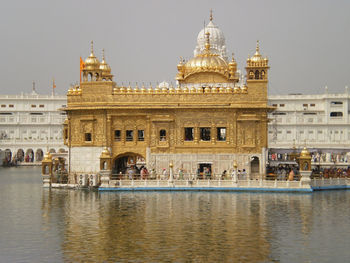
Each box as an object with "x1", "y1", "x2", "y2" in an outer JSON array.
[
  {"x1": 0, "y1": 89, "x2": 68, "y2": 165},
  {"x1": 268, "y1": 87, "x2": 350, "y2": 166}
]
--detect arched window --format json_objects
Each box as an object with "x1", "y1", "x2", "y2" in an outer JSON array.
[
  {"x1": 88, "y1": 73, "x2": 93, "y2": 81},
  {"x1": 160, "y1": 129, "x2": 166, "y2": 141},
  {"x1": 249, "y1": 71, "x2": 254, "y2": 79},
  {"x1": 255, "y1": 70, "x2": 260, "y2": 79},
  {"x1": 261, "y1": 70, "x2": 265, "y2": 79}
]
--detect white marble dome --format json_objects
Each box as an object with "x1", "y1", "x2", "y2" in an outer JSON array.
[
  {"x1": 194, "y1": 20, "x2": 227, "y2": 60},
  {"x1": 159, "y1": 81, "x2": 170, "y2": 89}
]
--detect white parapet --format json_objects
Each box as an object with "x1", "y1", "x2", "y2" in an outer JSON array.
[{"x1": 70, "y1": 146, "x2": 104, "y2": 173}]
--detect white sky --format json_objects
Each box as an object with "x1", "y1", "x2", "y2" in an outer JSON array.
[{"x1": 1, "y1": 0, "x2": 349, "y2": 95}]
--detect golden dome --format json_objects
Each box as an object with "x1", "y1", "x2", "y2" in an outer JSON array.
[
  {"x1": 100, "y1": 147, "x2": 111, "y2": 158},
  {"x1": 249, "y1": 40, "x2": 263, "y2": 62},
  {"x1": 247, "y1": 40, "x2": 269, "y2": 66},
  {"x1": 185, "y1": 53, "x2": 228, "y2": 72},
  {"x1": 300, "y1": 147, "x2": 311, "y2": 158},
  {"x1": 84, "y1": 41, "x2": 100, "y2": 70},
  {"x1": 99, "y1": 49, "x2": 111, "y2": 73},
  {"x1": 179, "y1": 32, "x2": 229, "y2": 81},
  {"x1": 43, "y1": 151, "x2": 52, "y2": 162}
]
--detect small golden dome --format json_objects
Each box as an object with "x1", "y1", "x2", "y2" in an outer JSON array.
[
  {"x1": 226, "y1": 86, "x2": 233, "y2": 93},
  {"x1": 99, "y1": 49, "x2": 111, "y2": 73},
  {"x1": 100, "y1": 147, "x2": 111, "y2": 158},
  {"x1": 300, "y1": 147, "x2": 311, "y2": 158},
  {"x1": 248, "y1": 40, "x2": 266, "y2": 63},
  {"x1": 84, "y1": 41, "x2": 100, "y2": 70}
]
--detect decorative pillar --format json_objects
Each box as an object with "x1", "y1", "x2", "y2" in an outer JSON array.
[
  {"x1": 100, "y1": 147, "x2": 112, "y2": 187},
  {"x1": 42, "y1": 152, "x2": 53, "y2": 188},
  {"x1": 106, "y1": 115, "x2": 111, "y2": 146},
  {"x1": 299, "y1": 146, "x2": 312, "y2": 184},
  {"x1": 194, "y1": 123, "x2": 199, "y2": 144},
  {"x1": 211, "y1": 123, "x2": 216, "y2": 144},
  {"x1": 169, "y1": 161, "x2": 174, "y2": 182},
  {"x1": 232, "y1": 160, "x2": 238, "y2": 183}
]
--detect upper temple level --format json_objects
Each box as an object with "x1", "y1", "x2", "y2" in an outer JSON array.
[{"x1": 68, "y1": 11, "x2": 270, "y2": 109}]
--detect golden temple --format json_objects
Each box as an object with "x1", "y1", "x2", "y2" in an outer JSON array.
[{"x1": 61, "y1": 12, "x2": 272, "y2": 180}]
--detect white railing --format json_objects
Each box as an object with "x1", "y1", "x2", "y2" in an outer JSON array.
[
  {"x1": 311, "y1": 178, "x2": 350, "y2": 188},
  {"x1": 107, "y1": 179, "x2": 311, "y2": 189}
]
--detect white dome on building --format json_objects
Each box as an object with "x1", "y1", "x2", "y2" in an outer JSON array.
[
  {"x1": 159, "y1": 81, "x2": 170, "y2": 89},
  {"x1": 194, "y1": 19, "x2": 227, "y2": 61}
]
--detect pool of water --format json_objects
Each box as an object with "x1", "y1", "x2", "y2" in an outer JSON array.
[{"x1": 1, "y1": 166, "x2": 350, "y2": 262}]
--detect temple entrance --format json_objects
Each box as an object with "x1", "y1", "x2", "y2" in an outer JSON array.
[
  {"x1": 251, "y1": 156, "x2": 260, "y2": 175},
  {"x1": 198, "y1": 163, "x2": 212, "y2": 179},
  {"x1": 113, "y1": 153, "x2": 145, "y2": 176}
]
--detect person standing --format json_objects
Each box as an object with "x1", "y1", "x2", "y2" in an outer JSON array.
[
  {"x1": 128, "y1": 168, "x2": 134, "y2": 180},
  {"x1": 162, "y1": 168, "x2": 167, "y2": 180},
  {"x1": 179, "y1": 169, "x2": 184, "y2": 180}
]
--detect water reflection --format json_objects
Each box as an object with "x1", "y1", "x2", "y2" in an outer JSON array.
[
  {"x1": 40, "y1": 190, "x2": 320, "y2": 262},
  {"x1": 2, "y1": 167, "x2": 350, "y2": 262}
]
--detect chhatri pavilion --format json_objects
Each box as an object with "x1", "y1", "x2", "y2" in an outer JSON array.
[{"x1": 60, "y1": 13, "x2": 271, "y2": 181}]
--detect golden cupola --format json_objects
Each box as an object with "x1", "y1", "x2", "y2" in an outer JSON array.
[
  {"x1": 84, "y1": 41, "x2": 100, "y2": 70},
  {"x1": 228, "y1": 53, "x2": 238, "y2": 80},
  {"x1": 177, "y1": 32, "x2": 237, "y2": 84},
  {"x1": 300, "y1": 146, "x2": 311, "y2": 158},
  {"x1": 246, "y1": 40, "x2": 269, "y2": 81},
  {"x1": 99, "y1": 49, "x2": 113, "y2": 81},
  {"x1": 246, "y1": 40, "x2": 268, "y2": 67}
]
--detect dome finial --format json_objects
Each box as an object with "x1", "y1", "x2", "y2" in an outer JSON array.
[
  {"x1": 102, "y1": 48, "x2": 105, "y2": 61},
  {"x1": 256, "y1": 40, "x2": 260, "y2": 54},
  {"x1": 210, "y1": 9, "x2": 213, "y2": 21},
  {"x1": 90, "y1": 40, "x2": 94, "y2": 55},
  {"x1": 205, "y1": 31, "x2": 211, "y2": 51}
]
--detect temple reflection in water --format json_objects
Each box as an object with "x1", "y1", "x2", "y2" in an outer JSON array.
[{"x1": 40, "y1": 189, "x2": 321, "y2": 262}]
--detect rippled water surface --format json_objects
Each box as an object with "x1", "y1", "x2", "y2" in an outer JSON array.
[{"x1": 1, "y1": 167, "x2": 350, "y2": 262}]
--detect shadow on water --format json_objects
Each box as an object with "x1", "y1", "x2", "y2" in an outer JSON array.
[{"x1": 1, "y1": 167, "x2": 350, "y2": 262}]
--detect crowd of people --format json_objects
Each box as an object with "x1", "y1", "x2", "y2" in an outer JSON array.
[{"x1": 114, "y1": 165, "x2": 250, "y2": 180}]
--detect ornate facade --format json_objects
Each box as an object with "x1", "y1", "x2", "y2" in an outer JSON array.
[{"x1": 63, "y1": 14, "x2": 271, "y2": 178}]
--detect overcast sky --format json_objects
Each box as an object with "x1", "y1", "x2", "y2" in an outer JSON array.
[{"x1": 1, "y1": 0, "x2": 349, "y2": 95}]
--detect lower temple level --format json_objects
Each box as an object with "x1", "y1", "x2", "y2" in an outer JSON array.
[
  {"x1": 47, "y1": 178, "x2": 350, "y2": 193},
  {"x1": 67, "y1": 146, "x2": 267, "y2": 180}
]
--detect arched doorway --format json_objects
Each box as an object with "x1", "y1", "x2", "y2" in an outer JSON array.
[
  {"x1": 251, "y1": 156, "x2": 260, "y2": 175},
  {"x1": 25, "y1": 149, "x2": 34, "y2": 162},
  {"x1": 17, "y1": 149, "x2": 24, "y2": 162},
  {"x1": 49, "y1": 149, "x2": 56, "y2": 154},
  {"x1": 4, "y1": 149, "x2": 12, "y2": 166},
  {"x1": 58, "y1": 148, "x2": 66, "y2": 153},
  {"x1": 113, "y1": 153, "x2": 145, "y2": 176},
  {"x1": 36, "y1": 149, "x2": 44, "y2": 162}
]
